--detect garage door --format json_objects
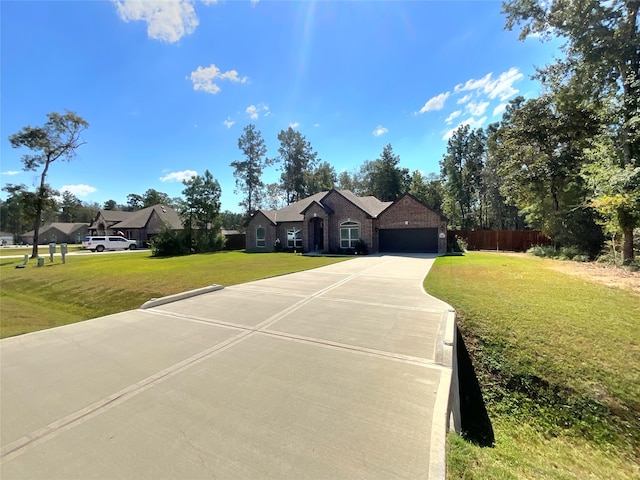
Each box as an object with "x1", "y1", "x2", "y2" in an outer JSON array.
[{"x1": 379, "y1": 228, "x2": 438, "y2": 253}]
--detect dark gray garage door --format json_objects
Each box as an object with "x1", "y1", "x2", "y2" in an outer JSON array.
[{"x1": 379, "y1": 228, "x2": 438, "y2": 253}]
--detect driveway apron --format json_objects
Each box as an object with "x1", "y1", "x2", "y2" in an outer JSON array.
[{"x1": 1, "y1": 254, "x2": 454, "y2": 480}]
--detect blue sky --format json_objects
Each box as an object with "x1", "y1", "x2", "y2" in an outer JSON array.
[{"x1": 1, "y1": 0, "x2": 560, "y2": 213}]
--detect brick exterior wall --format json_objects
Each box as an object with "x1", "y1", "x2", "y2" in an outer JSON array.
[
  {"x1": 321, "y1": 191, "x2": 373, "y2": 253},
  {"x1": 302, "y1": 203, "x2": 329, "y2": 252},
  {"x1": 377, "y1": 195, "x2": 447, "y2": 253},
  {"x1": 246, "y1": 212, "x2": 277, "y2": 252},
  {"x1": 246, "y1": 192, "x2": 448, "y2": 254}
]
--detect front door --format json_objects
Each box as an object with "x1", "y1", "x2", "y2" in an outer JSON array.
[{"x1": 310, "y1": 217, "x2": 324, "y2": 251}]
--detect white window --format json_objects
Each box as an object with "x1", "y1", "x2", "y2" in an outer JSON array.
[
  {"x1": 287, "y1": 228, "x2": 302, "y2": 248},
  {"x1": 256, "y1": 227, "x2": 266, "y2": 247},
  {"x1": 340, "y1": 221, "x2": 360, "y2": 249}
]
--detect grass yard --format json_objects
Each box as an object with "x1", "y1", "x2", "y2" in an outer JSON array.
[
  {"x1": 0, "y1": 245, "x2": 84, "y2": 256},
  {"x1": 0, "y1": 250, "x2": 350, "y2": 338},
  {"x1": 424, "y1": 252, "x2": 640, "y2": 479}
]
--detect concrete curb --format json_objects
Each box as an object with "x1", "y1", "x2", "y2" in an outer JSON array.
[
  {"x1": 429, "y1": 308, "x2": 460, "y2": 480},
  {"x1": 140, "y1": 284, "x2": 224, "y2": 309},
  {"x1": 444, "y1": 309, "x2": 461, "y2": 432}
]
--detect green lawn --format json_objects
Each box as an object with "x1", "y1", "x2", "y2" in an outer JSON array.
[
  {"x1": 0, "y1": 250, "x2": 350, "y2": 338},
  {"x1": 0, "y1": 245, "x2": 84, "y2": 256},
  {"x1": 424, "y1": 252, "x2": 640, "y2": 479},
  {"x1": 3, "y1": 249, "x2": 638, "y2": 477}
]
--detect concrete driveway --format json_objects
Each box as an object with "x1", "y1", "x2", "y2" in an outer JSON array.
[{"x1": 0, "y1": 254, "x2": 457, "y2": 479}]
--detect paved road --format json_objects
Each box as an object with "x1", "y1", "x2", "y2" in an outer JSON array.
[{"x1": 1, "y1": 254, "x2": 457, "y2": 479}]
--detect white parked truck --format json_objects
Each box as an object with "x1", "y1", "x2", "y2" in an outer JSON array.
[{"x1": 82, "y1": 236, "x2": 137, "y2": 252}]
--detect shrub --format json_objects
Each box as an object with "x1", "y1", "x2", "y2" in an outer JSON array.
[
  {"x1": 354, "y1": 239, "x2": 369, "y2": 255},
  {"x1": 527, "y1": 245, "x2": 592, "y2": 261},
  {"x1": 558, "y1": 246, "x2": 580, "y2": 260},
  {"x1": 526, "y1": 245, "x2": 550, "y2": 257},
  {"x1": 150, "y1": 227, "x2": 189, "y2": 257},
  {"x1": 448, "y1": 235, "x2": 467, "y2": 253},
  {"x1": 193, "y1": 231, "x2": 226, "y2": 253}
]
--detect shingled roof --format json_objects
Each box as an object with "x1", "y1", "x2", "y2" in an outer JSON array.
[
  {"x1": 98, "y1": 210, "x2": 132, "y2": 224},
  {"x1": 253, "y1": 189, "x2": 392, "y2": 224},
  {"x1": 21, "y1": 223, "x2": 89, "y2": 237},
  {"x1": 334, "y1": 190, "x2": 391, "y2": 218},
  {"x1": 111, "y1": 204, "x2": 182, "y2": 230}
]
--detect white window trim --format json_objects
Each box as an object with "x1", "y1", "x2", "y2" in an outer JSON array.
[
  {"x1": 340, "y1": 221, "x2": 360, "y2": 249},
  {"x1": 256, "y1": 227, "x2": 266, "y2": 247},
  {"x1": 287, "y1": 228, "x2": 302, "y2": 248}
]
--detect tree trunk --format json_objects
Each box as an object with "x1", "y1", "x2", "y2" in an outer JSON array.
[
  {"x1": 622, "y1": 228, "x2": 634, "y2": 265},
  {"x1": 31, "y1": 158, "x2": 52, "y2": 258},
  {"x1": 31, "y1": 194, "x2": 45, "y2": 258}
]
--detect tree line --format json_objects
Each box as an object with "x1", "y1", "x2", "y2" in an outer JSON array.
[
  {"x1": 230, "y1": 0, "x2": 639, "y2": 264},
  {"x1": 3, "y1": 1, "x2": 638, "y2": 261}
]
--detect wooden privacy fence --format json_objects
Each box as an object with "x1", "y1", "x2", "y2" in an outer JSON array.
[{"x1": 448, "y1": 230, "x2": 552, "y2": 252}]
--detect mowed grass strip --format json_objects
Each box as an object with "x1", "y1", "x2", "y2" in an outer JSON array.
[
  {"x1": 0, "y1": 245, "x2": 85, "y2": 257},
  {"x1": 423, "y1": 252, "x2": 640, "y2": 479},
  {"x1": 0, "y1": 251, "x2": 350, "y2": 338}
]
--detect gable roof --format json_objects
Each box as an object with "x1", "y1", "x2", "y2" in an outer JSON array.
[
  {"x1": 21, "y1": 223, "x2": 89, "y2": 237},
  {"x1": 300, "y1": 199, "x2": 334, "y2": 215},
  {"x1": 253, "y1": 191, "x2": 329, "y2": 224},
  {"x1": 100, "y1": 210, "x2": 132, "y2": 223},
  {"x1": 48, "y1": 223, "x2": 89, "y2": 235},
  {"x1": 111, "y1": 204, "x2": 182, "y2": 230},
  {"x1": 251, "y1": 190, "x2": 396, "y2": 225},
  {"x1": 250, "y1": 210, "x2": 277, "y2": 226},
  {"x1": 325, "y1": 189, "x2": 392, "y2": 218}
]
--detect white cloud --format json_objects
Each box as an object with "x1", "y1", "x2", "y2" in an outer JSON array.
[
  {"x1": 289, "y1": 122, "x2": 300, "y2": 129},
  {"x1": 457, "y1": 94, "x2": 472, "y2": 105},
  {"x1": 159, "y1": 170, "x2": 197, "y2": 182},
  {"x1": 0, "y1": 170, "x2": 20, "y2": 176},
  {"x1": 454, "y1": 73, "x2": 492, "y2": 94},
  {"x1": 189, "y1": 64, "x2": 247, "y2": 95},
  {"x1": 445, "y1": 111, "x2": 462, "y2": 124},
  {"x1": 466, "y1": 100, "x2": 490, "y2": 116},
  {"x1": 223, "y1": 117, "x2": 235, "y2": 129},
  {"x1": 245, "y1": 103, "x2": 269, "y2": 120},
  {"x1": 246, "y1": 105, "x2": 258, "y2": 120},
  {"x1": 59, "y1": 184, "x2": 97, "y2": 197},
  {"x1": 486, "y1": 68, "x2": 524, "y2": 100},
  {"x1": 114, "y1": 0, "x2": 199, "y2": 43},
  {"x1": 313, "y1": 123, "x2": 320, "y2": 127},
  {"x1": 372, "y1": 125, "x2": 388, "y2": 136},
  {"x1": 417, "y1": 92, "x2": 450, "y2": 114},
  {"x1": 442, "y1": 116, "x2": 488, "y2": 141},
  {"x1": 493, "y1": 103, "x2": 507, "y2": 117},
  {"x1": 454, "y1": 68, "x2": 523, "y2": 102}
]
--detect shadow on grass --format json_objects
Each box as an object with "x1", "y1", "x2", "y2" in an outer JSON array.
[{"x1": 457, "y1": 327, "x2": 495, "y2": 447}]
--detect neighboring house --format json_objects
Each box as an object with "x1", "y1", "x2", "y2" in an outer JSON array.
[
  {"x1": 246, "y1": 189, "x2": 447, "y2": 254},
  {"x1": 20, "y1": 223, "x2": 89, "y2": 245},
  {"x1": 88, "y1": 204, "x2": 182, "y2": 247},
  {"x1": 0, "y1": 231, "x2": 15, "y2": 246}
]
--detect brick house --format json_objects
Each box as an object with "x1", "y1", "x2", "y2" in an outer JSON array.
[
  {"x1": 246, "y1": 190, "x2": 447, "y2": 254},
  {"x1": 20, "y1": 223, "x2": 89, "y2": 245},
  {"x1": 88, "y1": 204, "x2": 182, "y2": 247}
]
